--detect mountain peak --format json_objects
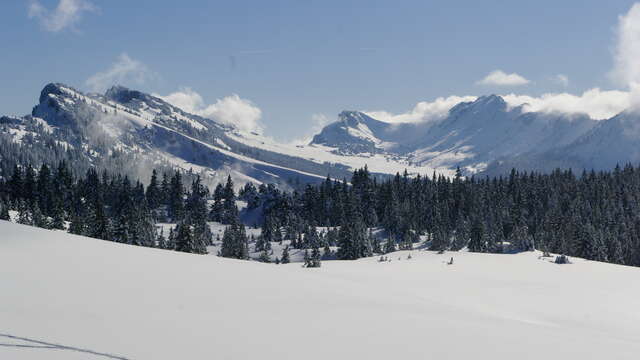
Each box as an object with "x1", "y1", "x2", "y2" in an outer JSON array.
[
  {"x1": 337, "y1": 110, "x2": 381, "y2": 128},
  {"x1": 39, "y1": 83, "x2": 69, "y2": 104},
  {"x1": 475, "y1": 94, "x2": 506, "y2": 107},
  {"x1": 105, "y1": 85, "x2": 151, "y2": 104}
]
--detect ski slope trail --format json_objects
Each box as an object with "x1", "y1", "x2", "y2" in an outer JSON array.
[{"x1": 1, "y1": 220, "x2": 639, "y2": 359}]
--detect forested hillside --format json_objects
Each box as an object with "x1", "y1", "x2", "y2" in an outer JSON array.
[{"x1": 2, "y1": 162, "x2": 640, "y2": 267}]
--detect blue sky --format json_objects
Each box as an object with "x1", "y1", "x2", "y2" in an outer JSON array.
[{"x1": 2, "y1": 0, "x2": 640, "y2": 141}]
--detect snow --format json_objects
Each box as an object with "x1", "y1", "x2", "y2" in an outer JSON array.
[
  {"x1": 2, "y1": 220, "x2": 640, "y2": 359},
  {"x1": 8, "y1": 128, "x2": 28, "y2": 143},
  {"x1": 227, "y1": 130, "x2": 455, "y2": 177}
]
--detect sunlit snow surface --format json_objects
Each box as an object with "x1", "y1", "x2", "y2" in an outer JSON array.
[{"x1": 1, "y1": 220, "x2": 639, "y2": 359}]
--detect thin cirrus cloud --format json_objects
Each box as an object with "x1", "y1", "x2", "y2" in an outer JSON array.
[
  {"x1": 157, "y1": 88, "x2": 264, "y2": 134},
  {"x1": 477, "y1": 70, "x2": 530, "y2": 86},
  {"x1": 86, "y1": 53, "x2": 155, "y2": 93},
  {"x1": 28, "y1": 0, "x2": 97, "y2": 32},
  {"x1": 554, "y1": 74, "x2": 570, "y2": 87}
]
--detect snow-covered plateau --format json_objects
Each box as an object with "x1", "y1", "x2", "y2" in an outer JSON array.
[{"x1": 1, "y1": 220, "x2": 639, "y2": 359}]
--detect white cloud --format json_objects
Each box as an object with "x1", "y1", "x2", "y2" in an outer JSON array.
[
  {"x1": 612, "y1": 3, "x2": 640, "y2": 109},
  {"x1": 86, "y1": 53, "x2": 154, "y2": 93},
  {"x1": 502, "y1": 88, "x2": 630, "y2": 120},
  {"x1": 28, "y1": 0, "x2": 96, "y2": 32},
  {"x1": 158, "y1": 88, "x2": 264, "y2": 133},
  {"x1": 365, "y1": 95, "x2": 477, "y2": 123},
  {"x1": 361, "y1": 89, "x2": 629, "y2": 125},
  {"x1": 554, "y1": 74, "x2": 569, "y2": 87},
  {"x1": 158, "y1": 87, "x2": 204, "y2": 114},
  {"x1": 477, "y1": 70, "x2": 530, "y2": 86},
  {"x1": 290, "y1": 113, "x2": 332, "y2": 145}
]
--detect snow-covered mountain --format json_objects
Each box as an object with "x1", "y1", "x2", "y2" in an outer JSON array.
[
  {"x1": 1, "y1": 83, "x2": 361, "y2": 186},
  {"x1": 311, "y1": 95, "x2": 627, "y2": 175},
  {"x1": 4, "y1": 84, "x2": 640, "y2": 185},
  {"x1": 483, "y1": 110, "x2": 640, "y2": 175}
]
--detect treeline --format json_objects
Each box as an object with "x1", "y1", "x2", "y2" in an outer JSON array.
[
  {"x1": 4, "y1": 161, "x2": 640, "y2": 268},
  {"x1": 250, "y1": 165, "x2": 640, "y2": 267},
  {"x1": 0, "y1": 162, "x2": 245, "y2": 255}
]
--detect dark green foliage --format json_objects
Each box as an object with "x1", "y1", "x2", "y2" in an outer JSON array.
[
  {"x1": 281, "y1": 245, "x2": 291, "y2": 264},
  {"x1": 304, "y1": 246, "x2": 321, "y2": 267},
  {"x1": 0, "y1": 202, "x2": 9, "y2": 221},
  {"x1": 6, "y1": 158, "x2": 640, "y2": 268},
  {"x1": 468, "y1": 218, "x2": 485, "y2": 252},
  {"x1": 253, "y1": 165, "x2": 640, "y2": 267},
  {"x1": 220, "y1": 222, "x2": 249, "y2": 259}
]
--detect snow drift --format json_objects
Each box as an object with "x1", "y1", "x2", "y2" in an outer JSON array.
[{"x1": 1, "y1": 220, "x2": 640, "y2": 359}]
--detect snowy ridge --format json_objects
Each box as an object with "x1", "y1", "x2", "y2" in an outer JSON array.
[
  {"x1": 310, "y1": 96, "x2": 630, "y2": 175},
  {"x1": 3, "y1": 83, "x2": 357, "y2": 186}
]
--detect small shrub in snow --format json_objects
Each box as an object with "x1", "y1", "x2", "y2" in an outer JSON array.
[{"x1": 555, "y1": 255, "x2": 571, "y2": 264}]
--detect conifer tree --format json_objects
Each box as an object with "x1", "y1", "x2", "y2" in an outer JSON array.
[
  {"x1": 468, "y1": 217, "x2": 485, "y2": 252},
  {"x1": 146, "y1": 169, "x2": 161, "y2": 211},
  {"x1": 281, "y1": 245, "x2": 291, "y2": 264},
  {"x1": 384, "y1": 235, "x2": 396, "y2": 254},
  {"x1": 0, "y1": 202, "x2": 10, "y2": 221},
  {"x1": 220, "y1": 222, "x2": 249, "y2": 259}
]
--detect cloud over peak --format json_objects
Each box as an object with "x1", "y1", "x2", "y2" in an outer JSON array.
[
  {"x1": 158, "y1": 88, "x2": 264, "y2": 134},
  {"x1": 86, "y1": 53, "x2": 154, "y2": 93},
  {"x1": 502, "y1": 88, "x2": 630, "y2": 120},
  {"x1": 28, "y1": 0, "x2": 96, "y2": 32},
  {"x1": 365, "y1": 95, "x2": 477, "y2": 124},
  {"x1": 477, "y1": 70, "x2": 530, "y2": 86}
]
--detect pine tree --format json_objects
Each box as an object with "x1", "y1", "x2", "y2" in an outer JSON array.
[
  {"x1": 146, "y1": 169, "x2": 161, "y2": 211},
  {"x1": 384, "y1": 235, "x2": 396, "y2": 254},
  {"x1": 221, "y1": 175, "x2": 238, "y2": 224},
  {"x1": 68, "y1": 211, "x2": 86, "y2": 236},
  {"x1": 220, "y1": 222, "x2": 249, "y2": 259},
  {"x1": 468, "y1": 217, "x2": 485, "y2": 252},
  {"x1": 17, "y1": 200, "x2": 32, "y2": 225},
  {"x1": 0, "y1": 203, "x2": 9, "y2": 221},
  {"x1": 209, "y1": 183, "x2": 225, "y2": 222},
  {"x1": 174, "y1": 223, "x2": 194, "y2": 253},
  {"x1": 31, "y1": 203, "x2": 48, "y2": 229},
  {"x1": 168, "y1": 171, "x2": 185, "y2": 222},
  {"x1": 50, "y1": 198, "x2": 66, "y2": 230},
  {"x1": 258, "y1": 248, "x2": 271, "y2": 263},
  {"x1": 186, "y1": 176, "x2": 212, "y2": 249},
  {"x1": 281, "y1": 245, "x2": 291, "y2": 264},
  {"x1": 306, "y1": 245, "x2": 321, "y2": 267}
]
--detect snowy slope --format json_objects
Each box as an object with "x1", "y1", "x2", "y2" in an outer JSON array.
[
  {"x1": 2, "y1": 220, "x2": 640, "y2": 360},
  {"x1": 483, "y1": 110, "x2": 640, "y2": 175}
]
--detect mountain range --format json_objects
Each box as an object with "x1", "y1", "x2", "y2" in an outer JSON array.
[{"x1": 2, "y1": 83, "x2": 640, "y2": 186}]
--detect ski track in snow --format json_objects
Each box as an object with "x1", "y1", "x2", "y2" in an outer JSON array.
[{"x1": 0, "y1": 333, "x2": 130, "y2": 359}]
